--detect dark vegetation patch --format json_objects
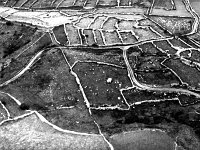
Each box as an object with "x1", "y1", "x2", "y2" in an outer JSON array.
[
  {"x1": 5, "y1": 21, "x2": 14, "y2": 26},
  {"x1": 34, "y1": 73, "x2": 53, "y2": 90},
  {"x1": 19, "y1": 103, "x2": 30, "y2": 110},
  {"x1": 92, "y1": 100, "x2": 200, "y2": 138},
  {"x1": 0, "y1": 22, "x2": 37, "y2": 58}
]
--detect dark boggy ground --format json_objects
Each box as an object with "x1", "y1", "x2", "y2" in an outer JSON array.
[{"x1": 92, "y1": 100, "x2": 200, "y2": 150}]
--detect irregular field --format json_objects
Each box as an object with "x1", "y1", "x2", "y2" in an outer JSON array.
[
  {"x1": 73, "y1": 62, "x2": 132, "y2": 108},
  {"x1": 163, "y1": 58, "x2": 200, "y2": 90},
  {"x1": 153, "y1": 0, "x2": 175, "y2": 10},
  {"x1": 148, "y1": 16, "x2": 194, "y2": 35},
  {"x1": 62, "y1": 47, "x2": 126, "y2": 67},
  {"x1": 127, "y1": 43, "x2": 181, "y2": 87},
  {"x1": 110, "y1": 130, "x2": 175, "y2": 150},
  {"x1": 1, "y1": 49, "x2": 99, "y2": 133},
  {"x1": 122, "y1": 87, "x2": 178, "y2": 105},
  {"x1": 0, "y1": 113, "x2": 109, "y2": 150}
]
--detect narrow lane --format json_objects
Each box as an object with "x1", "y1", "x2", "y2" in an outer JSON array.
[
  {"x1": 183, "y1": 0, "x2": 200, "y2": 35},
  {"x1": 0, "y1": 50, "x2": 45, "y2": 87}
]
